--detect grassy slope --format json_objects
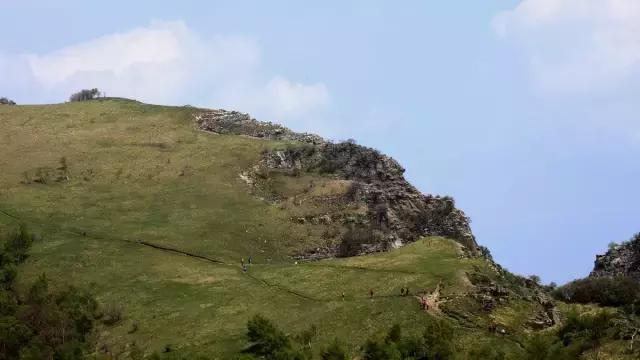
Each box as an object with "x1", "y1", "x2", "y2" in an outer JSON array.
[{"x1": 1, "y1": 100, "x2": 537, "y2": 357}]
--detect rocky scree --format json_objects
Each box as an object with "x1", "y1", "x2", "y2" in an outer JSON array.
[{"x1": 196, "y1": 110, "x2": 478, "y2": 258}]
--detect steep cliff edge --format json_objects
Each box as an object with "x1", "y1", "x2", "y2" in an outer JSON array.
[
  {"x1": 197, "y1": 109, "x2": 478, "y2": 258},
  {"x1": 590, "y1": 233, "x2": 640, "y2": 281}
]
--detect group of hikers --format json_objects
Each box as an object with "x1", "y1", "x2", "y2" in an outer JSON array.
[
  {"x1": 336, "y1": 286, "x2": 430, "y2": 311},
  {"x1": 239, "y1": 258, "x2": 433, "y2": 311}
]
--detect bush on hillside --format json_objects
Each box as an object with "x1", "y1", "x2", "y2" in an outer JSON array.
[
  {"x1": 522, "y1": 309, "x2": 619, "y2": 359},
  {"x1": 0, "y1": 227, "x2": 99, "y2": 359},
  {"x1": 244, "y1": 314, "x2": 306, "y2": 359},
  {"x1": 321, "y1": 339, "x2": 348, "y2": 360},
  {"x1": 360, "y1": 320, "x2": 456, "y2": 360},
  {"x1": 101, "y1": 302, "x2": 124, "y2": 325},
  {"x1": 0, "y1": 97, "x2": 16, "y2": 105},
  {"x1": 2, "y1": 225, "x2": 35, "y2": 266},
  {"x1": 69, "y1": 88, "x2": 101, "y2": 102},
  {"x1": 553, "y1": 276, "x2": 640, "y2": 308}
]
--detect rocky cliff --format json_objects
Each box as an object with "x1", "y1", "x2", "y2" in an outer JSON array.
[
  {"x1": 590, "y1": 233, "x2": 640, "y2": 281},
  {"x1": 196, "y1": 109, "x2": 479, "y2": 257}
]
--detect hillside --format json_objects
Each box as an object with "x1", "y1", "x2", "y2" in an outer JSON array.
[{"x1": 0, "y1": 99, "x2": 634, "y2": 358}]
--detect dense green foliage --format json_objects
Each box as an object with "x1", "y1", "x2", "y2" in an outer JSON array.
[
  {"x1": 521, "y1": 308, "x2": 640, "y2": 359},
  {"x1": 0, "y1": 227, "x2": 98, "y2": 359},
  {"x1": 238, "y1": 315, "x2": 456, "y2": 360},
  {"x1": 319, "y1": 340, "x2": 347, "y2": 360},
  {"x1": 553, "y1": 276, "x2": 640, "y2": 308},
  {"x1": 69, "y1": 88, "x2": 101, "y2": 102}
]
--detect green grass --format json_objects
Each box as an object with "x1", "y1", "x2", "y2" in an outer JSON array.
[{"x1": 1, "y1": 100, "x2": 541, "y2": 357}]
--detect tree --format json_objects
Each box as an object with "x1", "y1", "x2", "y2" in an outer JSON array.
[
  {"x1": 69, "y1": 88, "x2": 101, "y2": 102},
  {"x1": 528, "y1": 275, "x2": 541, "y2": 285},
  {"x1": 245, "y1": 315, "x2": 305, "y2": 359},
  {"x1": 362, "y1": 338, "x2": 401, "y2": 360},
  {"x1": 421, "y1": 317, "x2": 455, "y2": 359},
  {"x1": 3, "y1": 224, "x2": 34, "y2": 264},
  {"x1": 0, "y1": 227, "x2": 98, "y2": 359},
  {"x1": 0, "y1": 97, "x2": 16, "y2": 105}
]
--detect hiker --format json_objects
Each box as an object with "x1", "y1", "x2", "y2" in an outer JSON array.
[
  {"x1": 405, "y1": 287, "x2": 410, "y2": 296},
  {"x1": 400, "y1": 287, "x2": 406, "y2": 297},
  {"x1": 242, "y1": 264, "x2": 248, "y2": 273},
  {"x1": 369, "y1": 289, "x2": 374, "y2": 299},
  {"x1": 241, "y1": 258, "x2": 245, "y2": 267},
  {"x1": 341, "y1": 292, "x2": 345, "y2": 301},
  {"x1": 248, "y1": 256, "x2": 252, "y2": 265}
]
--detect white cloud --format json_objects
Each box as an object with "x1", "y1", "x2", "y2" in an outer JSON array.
[
  {"x1": 493, "y1": 0, "x2": 640, "y2": 94},
  {"x1": 2, "y1": 20, "x2": 329, "y2": 122},
  {"x1": 263, "y1": 77, "x2": 329, "y2": 116},
  {"x1": 215, "y1": 76, "x2": 329, "y2": 121}
]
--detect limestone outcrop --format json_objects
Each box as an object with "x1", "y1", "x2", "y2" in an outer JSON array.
[{"x1": 196, "y1": 109, "x2": 479, "y2": 257}]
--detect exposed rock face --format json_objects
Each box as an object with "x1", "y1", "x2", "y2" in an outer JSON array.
[
  {"x1": 260, "y1": 139, "x2": 478, "y2": 255},
  {"x1": 195, "y1": 110, "x2": 324, "y2": 144},
  {"x1": 196, "y1": 110, "x2": 479, "y2": 256},
  {"x1": 590, "y1": 233, "x2": 640, "y2": 281}
]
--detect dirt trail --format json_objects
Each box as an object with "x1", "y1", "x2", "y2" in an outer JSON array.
[{"x1": 417, "y1": 282, "x2": 442, "y2": 313}]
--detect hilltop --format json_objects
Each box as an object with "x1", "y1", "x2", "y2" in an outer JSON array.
[{"x1": 0, "y1": 98, "x2": 636, "y2": 358}]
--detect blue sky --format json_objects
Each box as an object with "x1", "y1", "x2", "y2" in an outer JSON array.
[{"x1": 2, "y1": 0, "x2": 640, "y2": 284}]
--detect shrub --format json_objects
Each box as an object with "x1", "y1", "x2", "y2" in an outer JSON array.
[
  {"x1": 3, "y1": 225, "x2": 35, "y2": 265},
  {"x1": 523, "y1": 333, "x2": 571, "y2": 360},
  {"x1": 0, "y1": 228, "x2": 98, "y2": 359},
  {"x1": 528, "y1": 275, "x2": 541, "y2": 285},
  {"x1": 245, "y1": 315, "x2": 292, "y2": 358},
  {"x1": 102, "y1": 302, "x2": 124, "y2": 325},
  {"x1": 558, "y1": 309, "x2": 616, "y2": 353},
  {"x1": 478, "y1": 245, "x2": 494, "y2": 261},
  {"x1": 421, "y1": 317, "x2": 455, "y2": 359},
  {"x1": 0, "y1": 97, "x2": 16, "y2": 105},
  {"x1": 520, "y1": 310, "x2": 617, "y2": 360},
  {"x1": 467, "y1": 344, "x2": 507, "y2": 360},
  {"x1": 362, "y1": 338, "x2": 401, "y2": 360},
  {"x1": 69, "y1": 88, "x2": 101, "y2": 102},
  {"x1": 553, "y1": 277, "x2": 640, "y2": 307},
  {"x1": 321, "y1": 339, "x2": 348, "y2": 360}
]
